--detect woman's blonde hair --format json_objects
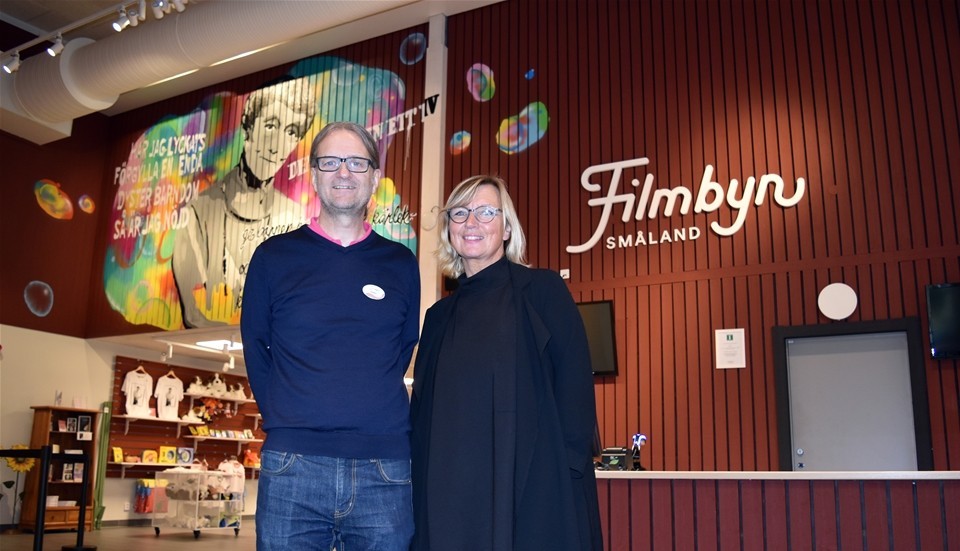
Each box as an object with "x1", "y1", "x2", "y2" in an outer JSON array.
[{"x1": 437, "y1": 175, "x2": 528, "y2": 278}]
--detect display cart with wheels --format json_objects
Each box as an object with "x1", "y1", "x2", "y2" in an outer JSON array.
[{"x1": 152, "y1": 468, "x2": 243, "y2": 538}]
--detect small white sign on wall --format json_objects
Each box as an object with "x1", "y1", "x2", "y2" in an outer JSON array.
[{"x1": 715, "y1": 328, "x2": 746, "y2": 369}]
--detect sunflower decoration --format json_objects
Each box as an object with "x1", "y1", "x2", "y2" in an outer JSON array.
[
  {"x1": 5, "y1": 444, "x2": 35, "y2": 473},
  {"x1": 3, "y1": 444, "x2": 34, "y2": 531}
]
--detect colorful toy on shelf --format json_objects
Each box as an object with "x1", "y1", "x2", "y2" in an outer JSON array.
[
  {"x1": 199, "y1": 398, "x2": 224, "y2": 421},
  {"x1": 207, "y1": 373, "x2": 228, "y2": 397},
  {"x1": 242, "y1": 447, "x2": 260, "y2": 468},
  {"x1": 229, "y1": 383, "x2": 248, "y2": 400},
  {"x1": 181, "y1": 407, "x2": 203, "y2": 423},
  {"x1": 187, "y1": 376, "x2": 206, "y2": 395}
]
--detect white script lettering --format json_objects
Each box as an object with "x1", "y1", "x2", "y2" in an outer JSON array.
[{"x1": 567, "y1": 159, "x2": 805, "y2": 253}]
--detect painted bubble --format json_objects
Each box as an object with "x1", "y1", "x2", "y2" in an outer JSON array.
[
  {"x1": 449, "y1": 131, "x2": 472, "y2": 155},
  {"x1": 525, "y1": 69, "x2": 536, "y2": 80},
  {"x1": 399, "y1": 32, "x2": 427, "y2": 65},
  {"x1": 24, "y1": 280, "x2": 54, "y2": 317},
  {"x1": 466, "y1": 63, "x2": 495, "y2": 102},
  {"x1": 34, "y1": 179, "x2": 74, "y2": 220},
  {"x1": 78, "y1": 194, "x2": 96, "y2": 214},
  {"x1": 496, "y1": 101, "x2": 550, "y2": 154}
]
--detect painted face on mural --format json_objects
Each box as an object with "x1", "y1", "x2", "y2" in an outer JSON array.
[
  {"x1": 312, "y1": 129, "x2": 379, "y2": 218},
  {"x1": 449, "y1": 183, "x2": 510, "y2": 277},
  {"x1": 243, "y1": 100, "x2": 305, "y2": 182}
]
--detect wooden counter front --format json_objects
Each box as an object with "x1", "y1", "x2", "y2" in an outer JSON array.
[{"x1": 594, "y1": 471, "x2": 960, "y2": 550}]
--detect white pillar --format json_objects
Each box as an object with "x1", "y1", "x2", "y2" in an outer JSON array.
[{"x1": 417, "y1": 14, "x2": 448, "y2": 325}]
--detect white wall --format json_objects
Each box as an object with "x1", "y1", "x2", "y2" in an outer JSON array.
[{"x1": 0, "y1": 324, "x2": 258, "y2": 526}]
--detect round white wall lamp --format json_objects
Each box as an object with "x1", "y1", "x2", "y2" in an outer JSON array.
[{"x1": 818, "y1": 283, "x2": 858, "y2": 320}]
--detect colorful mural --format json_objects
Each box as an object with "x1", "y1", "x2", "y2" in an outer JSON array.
[{"x1": 104, "y1": 56, "x2": 420, "y2": 330}]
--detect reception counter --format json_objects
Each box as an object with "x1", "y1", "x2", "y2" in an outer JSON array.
[{"x1": 593, "y1": 470, "x2": 960, "y2": 550}]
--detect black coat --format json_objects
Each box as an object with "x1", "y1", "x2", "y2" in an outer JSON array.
[{"x1": 411, "y1": 261, "x2": 603, "y2": 550}]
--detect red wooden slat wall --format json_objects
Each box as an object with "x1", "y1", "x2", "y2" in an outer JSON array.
[
  {"x1": 445, "y1": 0, "x2": 960, "y2": 470},
  {"x1": 598, "y1": 478, "x2": 960, "y2": 551}
]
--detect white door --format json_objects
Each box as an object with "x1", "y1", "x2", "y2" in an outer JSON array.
[{"x1": 786, "y1": 331, "x2": 918, "y2": 471}]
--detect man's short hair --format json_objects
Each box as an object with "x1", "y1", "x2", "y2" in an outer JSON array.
[{"x1": 309, "y1": 122, "x2": 381, "y2": 170}]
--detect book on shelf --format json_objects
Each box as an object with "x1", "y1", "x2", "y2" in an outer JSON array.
[
  {"x1": 141, "y1": 449, "x2": 158, "y2": 463},
  {"x1": 112, "y1": 447, "x2": 124, "y2": 463},
  {"x1": 62, "y1": 463, "x2": 74, "y2": 481},
  {"x1": 73, "y1": 462, "x2": 84, "y2": 482}
]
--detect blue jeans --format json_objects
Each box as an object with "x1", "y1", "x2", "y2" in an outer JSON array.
[{"x1": 256, "y1": 451, "x2": 413, "y2": 551}]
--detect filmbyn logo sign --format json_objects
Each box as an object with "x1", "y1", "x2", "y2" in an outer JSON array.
[{"x1": 566, "y1": 157, "x2": 807, "y2": 253}]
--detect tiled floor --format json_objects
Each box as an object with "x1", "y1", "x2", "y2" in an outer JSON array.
[{"x1": 0, "y1": 522, "x2": 256, "y2": 550}]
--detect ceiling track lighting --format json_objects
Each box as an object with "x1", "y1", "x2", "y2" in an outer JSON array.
[
  {"x1": 1, "y1": 0, "x2": 188, "y2": 75},
  {"x1": 47, "y1": 34, "x2": 64, "y2": 57},
  {"x1": 3, "y1": 52, "x2": 20, "y2": 74},
  {"x1": 161, "y1": 343, "x2": 174, "y2": 361},
  {"x1": 151, "y1": 0, "x2": 166, "y2": 19},
  {"x1": 113, "y1": 9, "x2": 131, "y2": 32}
]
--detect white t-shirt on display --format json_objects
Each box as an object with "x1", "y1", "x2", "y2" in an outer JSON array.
[
  {"x1": 154, "y1": 374, "x2": 185, "y2": 420},
  {"x1": 122, "y1": 370, "x2": 154, "y2": 417}
]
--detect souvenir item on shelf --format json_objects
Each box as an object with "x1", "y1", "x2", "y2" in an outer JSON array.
[
  {"x1": 159, "y1": 446, "x2": 178, "y2": 464},
  {"x1": 229, "y1": 383, "x2": 248, "y2": 400},
  {"x1": 177, "y1": 447, "x2": 194, "y2": 464},
  {"x1": 122, "y1": 365, "x2": 154, "y2": 417},
  {"x1": 154, "y1": 371, "x2": 184, "y2": 420},
  {"x1": 187, "y1": 376, "x2": 206, "y2": 395},
  {"x1": 199, "y1": 398, "x2": 224, "y2": 421},
  {"x1": 207, "y1": 373, "x2": 228, "y2": 397},
  {"x1": 181, "y1": 407, "x2": 203, "y2": 423},
  {"x1": 242, "y1": 447, "x2": 260, "y2": 468}
]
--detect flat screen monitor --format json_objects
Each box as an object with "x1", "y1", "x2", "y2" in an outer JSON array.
[
  {"x1": 926, "y1": 283, "x2": 960, "y2": 359},
  {"x1": 577, "y1": 300, "x2": 619, "y2": 376}
]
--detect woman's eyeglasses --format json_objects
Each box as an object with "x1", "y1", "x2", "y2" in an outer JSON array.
[
  {"x1": 312, "y1": 156, "x2": 373, "y2": 173},
  {"x1": 447, "y1": 205, "x2": 502, "y2": 224}
]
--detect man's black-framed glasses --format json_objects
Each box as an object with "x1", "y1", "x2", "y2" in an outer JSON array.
[
  {"x1": 447, "y1": 205, "x2": 502, "y2": 224},
  {"x1": 313, "y1": 156, "x2": 373, "y2": 173}
]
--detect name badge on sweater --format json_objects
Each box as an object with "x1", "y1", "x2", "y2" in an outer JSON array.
[{"x1": 363, "y1": 284, "x2": 386, "y2": 300}]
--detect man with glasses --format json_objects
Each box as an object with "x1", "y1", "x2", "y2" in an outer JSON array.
[
  {"x1": 173, "y1": 78, "x2": 315, "y2": 327},
  {"x1": 242, "y1": 122, "x2": 420, "y2": 551}
]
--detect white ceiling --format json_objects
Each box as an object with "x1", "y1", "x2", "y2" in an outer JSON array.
[
  {"x1": 1, "y1": 0, "x2": 500, "y2": 364},
  {"x1": 91, "y1": 326, "x2": 250, "y2": 370},
  {"x1": 0, "y1": 0, "x2": 501, "y2": 141}
]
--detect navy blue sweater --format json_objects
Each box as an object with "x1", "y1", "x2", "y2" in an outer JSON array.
[{"x1": 241, "y1": 225, "x2": 420, "y2": 459}]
